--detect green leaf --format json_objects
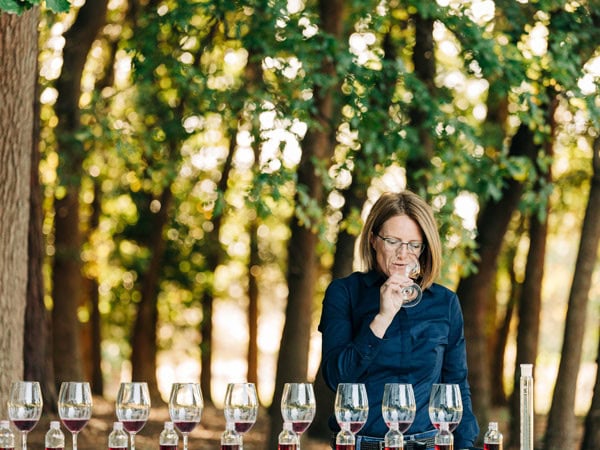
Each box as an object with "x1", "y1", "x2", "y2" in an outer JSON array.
[
  {"x1": 45, "y1": 0, "x2": 69, "y2": 12},
  {"x1": 0, "y1": 0, "x2": 26, "y2": 14}
]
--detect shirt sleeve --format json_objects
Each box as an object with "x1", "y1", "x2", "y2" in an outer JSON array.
[
  {"x1": 443, "y1": 293, "x2": 480, "y2": 448},
  {"x1": 318, "y1": 277, "x2": 383, "y2": 390}
]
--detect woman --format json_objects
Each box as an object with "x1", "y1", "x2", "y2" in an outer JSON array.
[{"x1": 319, "y1": 191, "x2": 479, "y2": 449}]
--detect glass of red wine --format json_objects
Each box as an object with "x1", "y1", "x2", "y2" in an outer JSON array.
[
  {"x1": 382, "y1": 383, "x2": 416, "y2": 433},
  {"x1": 58, "y1": 381, "x2": 93, "y2": 450},
  {"x1": 334, "y1": 383, "x2": 368, "y2": 436},
  {"x1": 115, "y1": 382, "x2": 151, "y2": 450},
  {"x1": 428, "y1": 383, "x2": 463, "y2": 432},
  {"x1": 223, "y1": 382, "x2": 258, "y2": 447},
  {"x1": 280, "y1": 382, "x2": 315, "y2": 449},
  {"x1": 7, "y1": 381, "x2": 43, "y2": 450},
  {"x1": 168, "y1": 382, "x2": 203, "y2": 450}
]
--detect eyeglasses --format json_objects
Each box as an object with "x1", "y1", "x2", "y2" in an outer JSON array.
[{"x1": 376, "y1": 234, "x2": 425, "y2": 255}]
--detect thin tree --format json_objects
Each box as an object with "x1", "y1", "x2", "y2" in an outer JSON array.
[
  {"x1": 51, "y1": 0, "x2": 109, "y2": 384},
  {"x1": 580, "y1": 327, "x2": 600, "y2": 450},
  {"x1": 544, "y1": 137, "x2": 600, "y2": 450}
]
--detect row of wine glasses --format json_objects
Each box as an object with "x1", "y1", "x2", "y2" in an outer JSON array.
[
  {"x1": 6, "y1": 381, "x2": 92, "y2": 450},
  {"x1": 334, "y1": 382, "x2": 463, "y2": 442}
]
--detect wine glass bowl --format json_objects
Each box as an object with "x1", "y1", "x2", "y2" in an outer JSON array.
[
  {"x1": 168, "y1": 382, "x2": 203, "y2": 450},
  {"x1": 334, "y1": 383, "x2": 369, "y2": 435},
  {"x1": 428, "y1": 383, "x2": 463, "y2": 432},
  {"x1": 381, "y1": 383, "x2": 416, "y2": 433},
  {"x1": 280, "y1": 382, "x2": 316, "y2": 448},
  {"x1": 58, "y1": 381, "x2": 93, "y2": 450},
  {"x1": 8, "y1": 381, "x2": 43, "y2": 450},
  {"x1": 116, "y1": 382, "x2": 151, "y2": 450},
  {"x1": 223, "y1": 382, "x2": 258, "y2": 435},
  {"x1": 400, "y1": 253, "x2": 423, "y2": 308}
]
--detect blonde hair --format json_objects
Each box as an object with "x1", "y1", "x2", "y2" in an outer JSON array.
[{"x1": 358, "y1": 191, "x2": 442, "y2": 289}]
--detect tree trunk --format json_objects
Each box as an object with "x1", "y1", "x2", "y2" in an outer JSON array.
[
  {"x1": 456, "y1": 124, "x2": 537, "y2": 429},
  {"x1": 131, "y1": 187, "x2": 173, "y2": 403},
  {"x1": 268, "y1": 1, "x2": 344, "y2": 446},
  {"x1": 544, "y1": 137, "x2": 600, "y2": 450},
  {"x1": 580, "y1": 330, "x2": 600, "y2": 450},
  {"x1": 52, "y1": 0, "x2": 108, "y2": 384},
  {"x1": 0, "y1": 7, "x2": 37, "y2": 417},
  {"x1": 247, "y1": 220, "x2": 260, "y2": 387},
  {"x1": 199, "y1": 137, "x2": 236, "y2": 407},
  {"x1": 25, "y1": 42, "x2": 57, "y2": 411},
  {"x1": 508, "y1": 96, "x2": 556, "y2": 448}
]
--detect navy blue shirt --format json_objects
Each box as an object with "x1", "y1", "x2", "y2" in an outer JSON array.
[{"x1": 318, "y1": 270, "x2": 479, "y2": 448}]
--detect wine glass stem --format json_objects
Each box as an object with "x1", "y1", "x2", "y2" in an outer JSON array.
[
  {"x1": 73, "y1": 432, "x2": 78, "y2": 450},
  {"x1": 183, "y1": 434, "x2": 189, "y2": 450},
  {"x1": 130, "y1": 433, "x2": 136, "y2": 450},
  {"x1": 21, "y1": 431, "x2": 27, "y2": 450}
]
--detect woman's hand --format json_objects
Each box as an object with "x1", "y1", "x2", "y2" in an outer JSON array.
[{"x1": 370, "y1": 272, "x2": 412, "y2": 338}]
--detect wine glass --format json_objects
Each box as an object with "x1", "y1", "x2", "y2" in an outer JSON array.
[
  {"x1": 169, "y1": 382, "x2": 203, "y2": 450},
  {"x1": 58, "y1": 382, "x2": 93, "y2": 450},
  {"x1": 7, "y1": 381, "x2": 43, "y2": 450},
  {"x1": 382, "y1": 383, "x2": 416, "y2": 433},
  {"x1": 280, "y1": 382, "x2": 316, "y2": 448},
  {"x1": 223, "y1": 382, "x2": 258, "y2": 440},
  {"x1": 334, "y1": 383, "x2": 369, "y2": 435},
  {"x1": 115, "y1": 382, "x2": 151, "y2": 450},
  {"x1": 428, "y1": 383, "x2": 463, "y2": 432},
  {"x1": 401, "y1": 253, "x2": 422, "y2": 308}
]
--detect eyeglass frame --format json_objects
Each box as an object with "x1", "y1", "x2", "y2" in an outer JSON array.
[{"x1": 376, "y1": 234, "x2": 426, "y2": 255}]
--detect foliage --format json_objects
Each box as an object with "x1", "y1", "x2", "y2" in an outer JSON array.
[{"x1": 0, "y1": 0, "x2": 67, "y2": 14}]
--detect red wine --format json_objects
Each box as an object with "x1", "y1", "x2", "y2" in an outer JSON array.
[
  {"x1": 174, "y1": 420, "x2": 199, "y2": 433},
  {"x1": 0, "y1": 447, "x2": 15, "y2": 450},
  {"x1": 159, "y1": 446, "x2": 177, "y2": 450},
  {"x1": 12, "y1": 419, "x2": 38, "y2": 432},
  {"x1": 220, "y1": 445, "x2": 240, "y2": 450},
  {"x1": 122, "y1": 420, "x2": 146, "y2": 433},
  {"x1": 349, "y1": 422, "x2": 364, "y2": 433},
  {"x1": 278, "y1": 445, "x2": 297, "y2": 450},
  {"x1": 432, "y1": 422, "x2": 459, "y2": 432},
  {"x1": 62, "y1": 419, "x2": 89, "y2": 433},
  {"x1": 45, "y1": 447, "x2": 64, "y2": 450},
  {"x1": 291, "y1": 421, "x2": 311, "y2": 434},
  {"x1": 234, "y1": 421, "x2": 254, "y2": 433},
  {"x1": 109, "y1": 447, "x2": 128, "y2": 450},
  {"x1": 484, "y1": 444, "x2": 501, "y2": 450},
  {"x1": 434, "y1": 445, "x2": 453, "y2": 450},
  {"x1": 336, "y1": 445, "x2": 354, "y2": 450},
  {"x1": 384, "y1": 446, "x2": 402, "y2": 450}
]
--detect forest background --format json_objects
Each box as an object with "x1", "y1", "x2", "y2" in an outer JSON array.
[{"x1": 0, "y1": 0, "x2": 599, "y2": 449}]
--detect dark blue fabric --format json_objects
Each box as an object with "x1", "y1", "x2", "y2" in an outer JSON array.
[{"x1": 318, "y1": 270, "x2": 479, "y2": 449}]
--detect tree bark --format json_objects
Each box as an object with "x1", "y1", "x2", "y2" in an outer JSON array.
[
  {"x1": 25, "y1": 39, "x2": 57, "y2": 411},
  {"x1": 52, "y1": 0, "x2": 108, "y2": 384},
  {"x1": 544, "y1": 137, "x2": 600, "y2": 450},
  {"x1": 131, "y1": 187, "x2": 173, "y2": 403},
  {"x1": 580, "y1": 329, "x2": 600, "y2": 450},
  {"x1": 0, "y1": 7, "x2": 37, "y2": 417},
  {"x1": 456, "y1": 124, "x2": 537, "y2": 429}
]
